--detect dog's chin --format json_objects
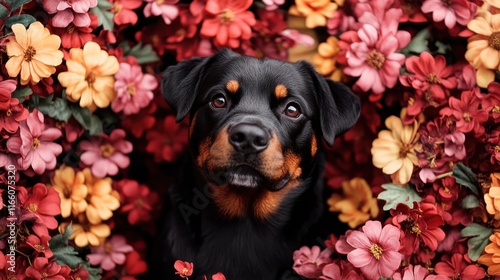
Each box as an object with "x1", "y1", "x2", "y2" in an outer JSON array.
[{"x1": 206, "y1": 165, "x2": 290, "y2": 191}]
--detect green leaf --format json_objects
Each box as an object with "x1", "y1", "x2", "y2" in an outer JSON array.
[
  {"x1": 83, "y1": 264, "x2": 102, "y2": 280},
  {"x1": 400, "y1": 28, "x2": 430, "y2": 57},
  {"x1": 11, "y1": 87, "x2": 32, "y2": 102},
  {"x1": 377, "y1": 184, "x2": 422, "y2": 211},
  {"x1": 5, "y1": 14, "x2": 36, "y2": 29},
  {"x1": 126, "y1": 43, "x2": 160, "y2": 65},
  {"x1": 453, "y1": 162, "x2": 480, "y2": 195},
  {"x1": 462, "y1": 194, "x2": 480, "y2": 209},
  {"x1": 49, "y1": 224, "x2": 84, "y2": 269},
  {"x1": 461, "y1": 223, "x2": 493, "y2": 261},
  {"x1": 90, "y1": 0, "x2": 114, "y2": 31},
  {"x1": 6, "y1": 0, "x2": 32, "y2": 11},
  {"x1": 0, "y1": 5, "x2": 8, "y2": 19},
  {"x1": 71, "y1": 105, "x2": 103, "y2": 135},
  {"x1": 29, "y1": 94, "x2": 72, "y2": 122}
]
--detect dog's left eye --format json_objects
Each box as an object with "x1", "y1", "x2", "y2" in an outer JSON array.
[
  {"x1": 211, "y1": 94, "x2": 227, "y2": 108},
  {"x1": 284, "y1": 103, "x2": 301, "y2": 118}
]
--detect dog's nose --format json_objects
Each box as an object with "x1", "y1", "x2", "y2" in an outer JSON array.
[{"x1": 228, "y1": 123, "x2": 270, "y2": 154}]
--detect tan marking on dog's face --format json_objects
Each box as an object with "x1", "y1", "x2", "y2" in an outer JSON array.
[
  {"x1": 275, "y1": 84, "x2": 288, "y2": 99},
  {"x1": 311, "y1": 134, "x2": 317, "y2": 157},
  {"x1": 189, "y1": 112, "x2": 198, "y2": 137},
  {"x1": 226, "y1": 80, "x2": 239, "y2": 94},
  {"x1": 204, "y1": 127, "x2": 233, "y2": 173}
]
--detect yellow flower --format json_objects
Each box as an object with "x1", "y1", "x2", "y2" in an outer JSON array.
[
  {"x1": 60, "y1": 215, "x2": 111, "y2": 247},
  {"x1": 371, "y1": 114, "x2": 421, "y2": 185},
  {"x1": 82, "y1": 168, "x2": 120, "y2": 225},
  {"x1": 289, "y1": 0, "x2": 337, "y2": 28},
  {"x1": 465, "y1": 10, "x2": 500, "y2": 87},
  {"x1": 485, "y1": 0, "x2": 500, "y2": 9},
  {"x1": 51, "y1": 166, "x2": 88, "y2": 218},
  {"x1": 478, "y1": 231, "x2": 500, "y2": 275},
  {"x1": 484, "y1": 173, "x2": 500, "y2": 219},
  {"x1": 58, "y1": 41, "x2": 119, "y2": 110},
  {"x1": 327, "y1": 177, "x2": 379, "y2": 228},
  {"x1": 312, "y1": 36, "x2": 342, "y2": 81},
  {"x1": 5, "y1": 22, "x2": 63, "y2": 85}
]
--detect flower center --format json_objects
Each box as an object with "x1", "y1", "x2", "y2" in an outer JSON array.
[
  {"x1": 86, "y1": 73, "x2": 96, "y2": 85},
  {"x1": 495, "y1": 145, "x2": 500, "y2": 153},
  {"x1": 104, "y1": 242, "x2": 113, "y2": 253},
  {"x1": 426, "y1": 73, "x2": 441, "y2": 84},
  {"x1": 63, "y1": 188, "x2": 72, "y2": 199},
  {"x1": 369, "y1": 243, "x2": 383, "y2": 260},
  {"x1": 127, "y1": 83, "x2": 136, "y2": 95},
  {"x1": 401, "y1": 1, "x2": 416, "y2": 15},
  {"x1": 399, "y1": 143, "x2": 413, "y2": 158},
  {"x1": 156, "y1": 0, "x2": 164, "y2": 5},
  {"x1": 67, "y1": 24, "x2": 75, "y2": 34},
  {"x1": 6, "y1": 109, "x2": 13, "y2": 117},
  {"x1": 135, "y1": 198, "x2": 144, "y2": 207},
  {"x1": 28, "y1": 203, "x2": 39, "y2": 213},
  {"x1": 493, "y1": 105, "x2": 500, "y2": 114},
  {"x1": 463, "y1": 112, "x2": 472, "y2": 122},
  {"x1": 34, "y1": 244, "x2": 45, "y2": 251},
  {"x1": 32, "y1": 137, "x2": 41, "y2": 149},
  {"x1": 489, "y1": 32, "x2": 500, "y2": 50},
  {"x1": 41, "y1": 272, "x2": 48, "y2": 279},
  {"x1": 367, "y1": 50, "x2": 385, "y2": 69},
  {"x1": 411, "y1": 224, "x2": 421, "y2": 235},
  {"x1": 24, "y1": 46, "x2": 36, "y2": 62},
  {"x1": 441, "y1": 0, "x2": 452, "y2": 6},
  {"x1": 100, "y1": 143, "x2": 115, "y2": 158},
  {"x1": 219, "y1": 8, "x2": 235, "y2": 24},
  {"x1": 114, "y1": 2, "x2": 123, "y2": 13},
  {"x1": 181, "y1": 268, "x2": 189, "y2": 276}
]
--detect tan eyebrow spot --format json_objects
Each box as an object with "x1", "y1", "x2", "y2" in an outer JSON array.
[
  {"x1": 226, "y1": 80, "x2": 239, "y2": 94},
  {"x1": 275, "y1": 84, "x2": 288, "y2": 99}
]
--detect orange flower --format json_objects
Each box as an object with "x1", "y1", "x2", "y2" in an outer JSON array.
[
  {"x1": 371, "y1": 113, "x2": 421, "y2": 184},
  {"x1": 51, "y1": 165, "x2": 88, "y2": 218},
  {"x1": 327, "y1": 177, "x2": 379, "y2": 228},
  {"x1": 478, "y1": 231, "x2": 500, "y2": 275},
  {"x1": 312, "y1": 36, "x2": 342, "y2": 81},
  {"x1": 484, "y1": 173, "x2": 500, "y2": 220},
  {"x1": 60, "y1": 215, "x2": 111, "y2": 247},
  {"x1": 82, "y1": 168, "x2": 120, "y2": 225},
  {"x1": 289, "y1": 0, "x2": 338, "y2": 28},
  {"x1": 58, "y1": 41, "x2": 119, "y2": 110},
  {"x1": 5, "y1": 22, "x2": 63, "y2": 85}
]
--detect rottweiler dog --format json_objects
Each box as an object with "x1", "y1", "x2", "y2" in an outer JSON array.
[{"x1": 154, "y1": 49, "x2": 360, "y2": 279}]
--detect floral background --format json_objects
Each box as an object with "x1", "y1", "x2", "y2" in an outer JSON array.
[{"x1": 1, "y1": 0, "x2": 500, "y2": 279}]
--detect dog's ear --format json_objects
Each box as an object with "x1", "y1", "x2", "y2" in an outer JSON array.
[{"x1": 296, "y1": 61, "x2": 361, "y2": 146}]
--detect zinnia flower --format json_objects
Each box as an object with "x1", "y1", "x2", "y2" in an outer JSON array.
[
  {"x1": 292, "y1": 246, "x2": 332, "y2": 278},
  {"x1": 58, "y1": 41, "x2": 119, "y2": 110},
  {"x1": 335, "y1": 221, "x2": 402, "y2": 280},
  {"x1": 421, "y1": 0, "x2": 474, "y2": 29},
  {"x1": 200, "y1": 0, "x2": 256, "y2": 48},
  {"x1": 6, "y1": 109, "x2": 63, "y2": 174},
  {"x1": 87, "y1": 235, "x2": 134, "y2": 271},
  {"x1": 111, "y1": 62, "x2": 157, "y2": 115},
  {"x1": 82, "y1": 168, "x2": 120, "y2": 225},
  {"x1": 51, "y1": 165, "x2": 88, "y2": 218},
  {"x1": 18, "y1": 184, "x2": 61, "y2": 237},
  {"x1": 79, "y1": 129, "x2": 133, "y2": 178},
  {"x1": 143, "y1": 0, "x2": 179, "y2": 25},
  {"x1": 5, "y1": 22, "x2": 64, "y2": 85},
  {"x1": 371, "y1": 114, "x2": 421, "y2": 185},
  {"x1": 174, "y1": 260, "x2": 194, "y2": 278},
  {"x1": 289, "y1": 0, "x2": 338, "y2": 28},
  {"x1": 478, "y1": 231, "x2": 500, "y2": 275}
]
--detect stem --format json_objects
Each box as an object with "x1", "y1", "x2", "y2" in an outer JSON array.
[
  {"x1": 436, "y1": 171, "x2": 453, "y2": 179},
  {"x1": 15, "y1": 249, "x2": 32, "y2": 266}
]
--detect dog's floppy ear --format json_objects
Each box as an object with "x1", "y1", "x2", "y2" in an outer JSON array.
[{"x1": 297, "y1": 61, "x2": 361, "y2": 146}]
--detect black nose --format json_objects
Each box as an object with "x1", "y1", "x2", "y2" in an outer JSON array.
[{"x1": 228, "y1": 123, "x2": 270, "y2": 154}]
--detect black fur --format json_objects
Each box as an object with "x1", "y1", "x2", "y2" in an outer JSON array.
[{"x1": 152, "y1": 49, "x2": 360, "y2": 279}]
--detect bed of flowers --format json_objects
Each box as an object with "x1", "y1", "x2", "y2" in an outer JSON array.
[{"x1": 1, "y1": 0, "x2": 500, "y2": 278}]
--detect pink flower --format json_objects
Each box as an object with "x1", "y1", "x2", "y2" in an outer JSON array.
[
  {"x1": 0, "y1": 89, "x2": 29, "y2": 134},
  {"x1": 87, "y1": 235, "x2": 134, "y2": 271},
  {"x1": 292, "y1": 246, "x2": 332, "y2": 278},
  {"x1": 357, "y1": 7, "x2": 411, "y2": 48},
  {"x1": 111, "y1": 62, "x2": 157, "y2": 115},
  {"x1": 319, "y1": 260, "x2": 363, "y2": 280},
  {"x1": 79, "y1": 129, "x2": 133, "y2": 178},
  {"x1": 262, "y1": 0, "x2": 284, "y2": 10},
  {"x1": 344, "y1": 24, "x2": 406, "y2": 98},
  {"x1": 174, "y1": 260, "x2": 194, "y2": 278},
  {"x1": 335, "y1": 221, "x2": 402, "y2": 280},
  {"x1": 444, "y1": 131, "x2": 466, "y2": 160},
  {"x1": 434, "y1": 253, "x2": 486, "y2": 279},
  {"x1": 6, "y1": 110, "x2": 62, "y2": 174},
  {"x1": 211, "y1": 272, "x2": 226, "y2": 280},
  {"x1": 0, "y1": 79, "x2": 17, "y2": 111},
  {"x1": 143, "y1": 0, "x2": 179, "y2": 24},
  {"x1": 392, "y1": 264, "x2": 436, "y2": 280},
  {"x1": 43, "y1": 0, "x2": 97, "y2": 27},
  {"x1": 421, "y1": 0, "x2": 474, "y2": 29}
]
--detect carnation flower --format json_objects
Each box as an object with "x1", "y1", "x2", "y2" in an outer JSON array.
[
  {"x1": 79, "y1": 129, "x2": 133, "y2": 178},
  {"x1": 111, "y1": 62, "x2": 157, "y2": 115},
  {"x1": 87, "y1": 235, "x2": 134, "y2": 271},
  {"x1": 58, "y1": 41, "x2": 119, "y2": 110},
  {"x1": 200, "y1": 0, "x2": 256, "y2": 48},
  {"x1": 51, "y1": 165, "x2": 88, "y2": 218},
  {"x1": 145, "y1": 115, "x2": 188, "y2": 162},
  {"x1": 421, "y1": 0, "x2": 474, "y2": 29},
  {"x1": 6, "y1": 109, "x2": 62, "y2": 174},
  {"x1": 292, "y1": 246, "x2": 332, "y2": 278},
  {"x1": 174, "y1": 260, "x2": 194, "y2": 278},
  {"x1": 289, "y1": 0, "x2": 337, "y2": 28},
  {"x1": 18, "y1": 184, "x2": 61, "y2": 237},
  {"x1": 5, "y1": 22, "x2": 64, "y2": 85},
  {"x1": 335, "y1": 221, "x2": 402, "y2": 279},
  {"x1": 82, "y1": 168, "x2": 120, "y2": 225},
  {"x1": 371, "y1": 115, "x2": 421, "y2": 185},
  {"x1": 143, "y1": 0, "x2": 179, "y2": 25}
]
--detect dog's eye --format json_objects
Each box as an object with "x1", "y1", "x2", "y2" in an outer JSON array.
[
  {"x1": 284, "y1": 103, "x2": 301, "y2": 118},
  {"x1": 211, "y1": 94, "x2": 227, "y2": 108}
]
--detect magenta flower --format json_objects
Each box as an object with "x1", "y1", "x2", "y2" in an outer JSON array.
[
  {"x1": 421, "y1": 0, "x2": 475, "y2": 29},
  {"x1": 6, "y1": 110, "x2": 62, "y2": 174},
  {"x1": 43, "y1": 0, "x2": 97, "y2": 27},
  {"x1": 111, "y1": 62, "x2": 158, "y2": 115},
  {"x1": 79, "y1": 129, "x2": 133, "y2": 178},
  {"x1": 292, "y1": 246, "x2": 332, "y2": 279},
  {"x1": 335, "y1": 221, "x2": 402, "y2": 280},
  {"x1": 344, "y1": 24, "x2": 406, "y2": 98},
  {"x1": 143, "y1": 0, "x2": 179, "y2": 25},
  {"x1": 87, "y1": 235, "x2": 133, "y2": 271}
]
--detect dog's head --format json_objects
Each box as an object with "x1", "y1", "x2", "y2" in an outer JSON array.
[{"x1": 162, "y1": 49, "x2": 360, "y2": 219}]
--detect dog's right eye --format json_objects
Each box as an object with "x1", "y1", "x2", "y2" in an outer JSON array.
[{"x1": 211, "y1": 94, "x2": 227, "y2": 108}]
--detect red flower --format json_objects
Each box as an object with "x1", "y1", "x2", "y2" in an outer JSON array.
[
  {"x1": 111, "y1": 0, "x2": 142, "y2": 25},
  {"x1": 145, "y1": 115, "x2": 188, "y2": 162},
  {"x1": 0, "y1": 79, "x2": 16, "y2": 111},
  {"x1": 174, "y1": 260, "x2": 194, "y2": 278},
  {"x1": 434, "y1": 253, "x2": 486, "y2": 279},
  {"x1": 200, "y1": 0, "x2": 256, "y2": 48},
  {"x1": 26, "y1": 234, "x2": 53, "y2": 258},
  {"x1": 114, "y1": 179, "x2": 159, "y2": 225},
  {"x1": 69, "y1": 265, "x2": 90, "y2": 280},
  {"x1": 125, "y1": 251, "x2": 148, "y2": 276},
  {"x1": 486, "y1": 126, "x2": 500, "y2": 165},
  {"x1": 211, "y1": 272, "x2": 226, "y2": 280},
  {"x1": 0, "y1": 94, "x2": 29, "y2": 134},
  {"x1": 18, "y1": 184, "x2": 61, "y2": 236},
  {"x1": 25, "y1": 257, "x2": 68, "y2": 280},
  {"x1": 122, "y1": 103, "x2": 157, "y2": 138},
  {"x1": 50, "y1": 13, "x2": 98, "y2": 48}
]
